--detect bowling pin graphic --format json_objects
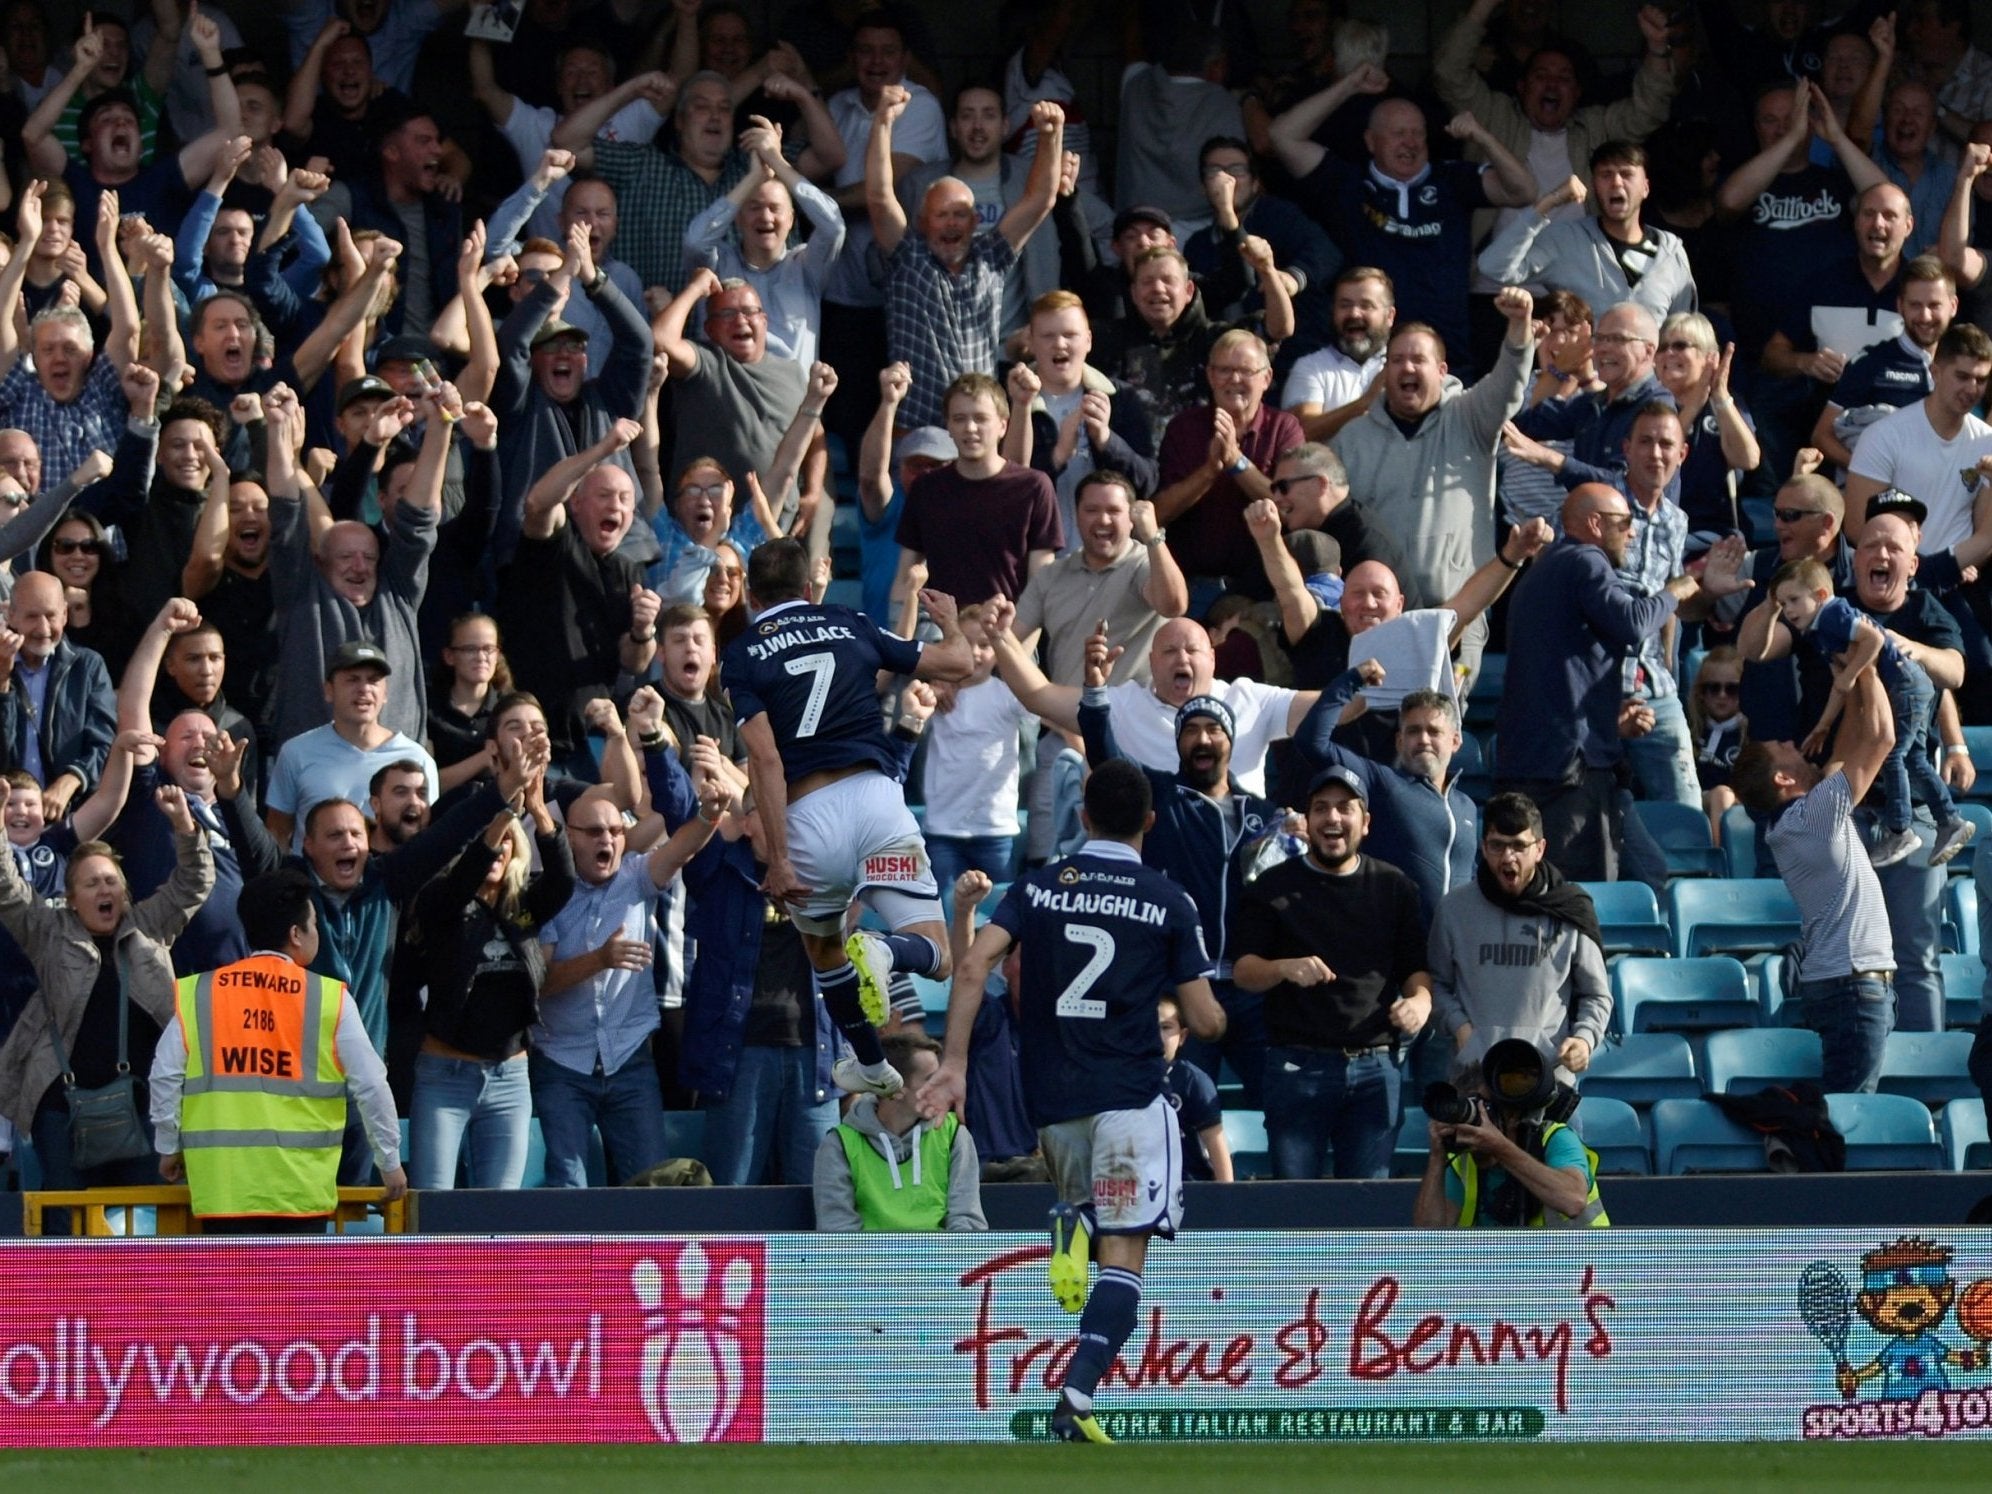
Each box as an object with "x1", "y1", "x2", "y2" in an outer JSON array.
[
  {"x1": 632, "y1": 1257, "x2": 675, "y2": 1441},
  {"x1": 710, "y1": 1258, "x2": 755, "y2": 1438}
]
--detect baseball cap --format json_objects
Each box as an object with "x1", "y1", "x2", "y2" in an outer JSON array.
[
  {"x1": 1112, "y1": 205, "x2": 1173, "y2": 239},
  {"x1": 1305, "y1": 764, "x2": 1368, "y2": 806},
  {"x1": 1865, "y1": 488, "x2": 1928, "y2": 526},
  {"x1": 893, "y1": 426, "x2": 956, "y2": 465},
  {"x1": 1175, "y1": 694, "x2": 1235, "y2": 740},
  {"x1": 325, "y1": 640, "x2": 392, "y2": 680},
  {"x1": 530, "y1": 319, "x2": 590, "y2": 351},
  {"x1": 336, "y1": 375, "x2": 395, "y2": 414},
  {"x1": 375, "y1": 333, "x2": 436, "y2": 366}
]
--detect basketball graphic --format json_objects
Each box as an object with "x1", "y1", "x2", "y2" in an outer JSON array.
[{"x1": 1957, "y1": 1278, "x2": 1992, "y2": 1343}]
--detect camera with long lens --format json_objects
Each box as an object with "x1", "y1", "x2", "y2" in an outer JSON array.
[{"x1": 1426, "y1": 1039, "x2": 1580, "y2": 1144}]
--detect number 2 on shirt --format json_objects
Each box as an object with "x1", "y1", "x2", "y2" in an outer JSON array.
[
  {"x1": 783, "y1": 652, "x2": 835, "y2": 738},
  {"x1": 1055, "y1": 927, "x2": 1113, "y2": 1019}
]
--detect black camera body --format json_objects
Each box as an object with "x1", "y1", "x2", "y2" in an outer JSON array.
[{"x1": 1422, "y1": 1082, "x2": 1483, "y2": 1129}]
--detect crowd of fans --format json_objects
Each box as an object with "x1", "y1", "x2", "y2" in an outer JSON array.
[{"x1": 4, "y1": 0, "x2": 1992, "y2": 1218}]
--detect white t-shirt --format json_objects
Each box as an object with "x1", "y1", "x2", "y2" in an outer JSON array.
[
  {"x1": 1847, "y1": 400, "x2": 1992, "y2": 553},
  {"x1": 1282, "y1": 345, "x2": 1385, "y2": 413},
  {"x1": 922, "y1": 677, "x2": 1031, "y2": 837},
  {"x1": 267, "y1": 725, "x2": 441, "y2": 849},
  {"x1": 824, "y1": 83, "x2": 948, "y2": 308},
  {"x1": 1103, "y1": 678, "x2": 1298, "y2": 798}
]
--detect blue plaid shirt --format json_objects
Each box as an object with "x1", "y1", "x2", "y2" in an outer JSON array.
[
  {"x1": 591, "y1": 141, "x2": 750, "y2": 295},
  {"x1": 884, "y1": 230, "x2": 1017, "y2": 429},
  {"x1": 0, "y1": 356, "x2": 126, "y2": 483},
  {"x1": 648, "y1": 507, "x2": 773, "y2": 602},
  {"x1": 1613, "y1": 480, "x2": 1689, "y2": 699}
]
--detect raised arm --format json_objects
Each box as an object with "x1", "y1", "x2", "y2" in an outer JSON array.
[
  {"x1": 94, "y1": 193, "x2": 142, "y2": 370},
  {"x1": 283, "y1": 16, "x2": 348, "y2": 141},
  {"x1": 1810, "y1": 79, "x2": 1886, "y2": 195},
  {"x1": 453, "y1": 220, "x2": 499, "y2": 403},
  {"x1": 1267, "y1": 64, "x2": 1388, "y2": 179},
  {"x1": 1245, "y1": 498, "x2": 1318, "y2": 645},
  {"x1": 859, "y1": 363, "x2": 908, "y2": 522},
  {"x1": 1239, "y1": 234, "x2": 1296, "y2": 342},
  {"x1": 0, "y1": 182, "x2": 46, "y2": 376},
  {"x1": 997, "y1": 102, "x2": 1065, "y2": 253},
  {"x1": 289, "y1": 232, "x2": 403, "y2": 390},
  {"x1": 866, "y1": 86, "x2": 913, "y2": 257},
  {"x1": 551, "y1": 71, "x2": 675, "y2": 166},
  {"x1": 176, "y1": 6, "x2": 242, "y2": 186},
  {"x1": 1832, "y1": 658, "x2": 1897, "y2": 806},
  {"x1": 1444, "y1": 518, "x2": 1553, "y2": 647},
  {"x1": 1448, "y1": 111, "x2": 1537, "y2": 208},
  {"x1": 22, "y1": 23, "x2": 104, "y2": 177},
  {"x1": 521, "y1": 418, "x2": 641, "y2": 540},
  {"x1": 652, "y1": 265, "x2": 721, "y2": 380},
  {"x1": 982, "y1": 595, "x2": 1082, "y2": 732},
  {"x1": 1942, "y1": 145, "x2": 1991, "y2": 291},
  {"x1": 761, "y1": 362, "x2": 835, "y2": 518},
  {"x1": 1717, "y1": 84, "x2": 1813, "y2": 219}
]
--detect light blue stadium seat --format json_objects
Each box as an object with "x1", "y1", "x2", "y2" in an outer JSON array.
[
  {"x1": 14, "y1": 1137, "x2": 41, "y2": 1190},
  {"x1": 912, "y1": 973, "x2": 951, "y2": 1015},
  {"x1": 1963, "y1": 726, "x2": 1992, "y2": 797},
  {"x1": 1221, "y1": 1110, "x2": 1271, "y2": 1180},
  {"x1": 1578, "y1": 881, "x2": 1671, "y2": 956},
  {"x1": 1572, "y1": 1096, "x2": 1649, "y2": 1174},
  {"x1": 1876, "y1": 1032, "x2": 1978, "y2": 1104},
  {"x1": 1667, "y1": 878, "x2": 1800, "y2": 959},
  {"x1": 1826, "y1": 1093, "x2": 1943, "y2": 1171},
  {"x1": 1940, "y1": 953, "x2": 1985, "y2": 1030},
  {"x1": 521, "y1": 1119, "x2": 547, "y2": 1188},
  {"x1": 1946, "y1": 878, "x2": 1979, "y2": 956},
  {"x1": 1465, "y1": 653, "x2": 1505, "y2": 728},
  {"x1": 1392, "y1": 1108, "x2": 1430, "y2": 1178},
  {"x1": 1720, "y1": 804, "x2": 1761, "y2": 879},
  {"x1": 1703, "y1": 1027, "x2": 1823, "y2": 1095},
  {"x1": 1612, "y1": 956, "x2": 1756, "y2": 1033},
  {"x1": 1941, "y1": 1098, "x2": 1991, "y2": 1171},
  {"x1": 1651, "y1": 1098, "x2": 1770, "y2": 1173},
  {"x1": 1632, "y1": 799, "x2": 1723, "y2": 877},
  {"x1": 662, "y1": 1110, "x2": 707, "y2": 1161},
  {"x1": 822, "y1": 578, "x2": 863, "y2": 611},
  {"x1": 1451, "y1": 732, "x2": 1488, "y2": 804},
  {"x1": 1750, "y1": 953, "x2": 1788, "y2": 1025},
  {"x1": 1582, "y1": 1033, "x2": 1700, "y2": 1104}
]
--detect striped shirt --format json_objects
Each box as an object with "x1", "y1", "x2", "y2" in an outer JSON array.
[
  {"x1": 1766, "y1": 770, "x2": 1895, "y2": 982},
  {"x1": 1613, "y1": 483, "x2": 1689, "y2": 700}
]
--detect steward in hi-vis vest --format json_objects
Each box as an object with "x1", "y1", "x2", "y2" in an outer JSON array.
[{"x1": 150, "y1": 871, "x2": 405, "y2": 1228}]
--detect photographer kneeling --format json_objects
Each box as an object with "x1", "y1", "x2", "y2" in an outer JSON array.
[{"x1": 1412, "y1": 1039, "x2": 1609, "y2": 1229}]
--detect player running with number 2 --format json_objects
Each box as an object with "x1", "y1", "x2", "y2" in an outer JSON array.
[{"x1": 919, "y1": 759, "x2": 1225, "y2": 1442}]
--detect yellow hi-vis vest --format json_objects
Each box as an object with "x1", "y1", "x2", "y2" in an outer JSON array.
[
  {"x1": 175, "y1": 956, "x2": 348, "y2": 1218},
  {"x1": 1450, "y1": 1120, "x2": 1611, "y2": 1228}
]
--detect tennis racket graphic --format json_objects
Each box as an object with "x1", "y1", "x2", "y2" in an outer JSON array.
[{"x1": 1800, "y1": 1260, "x2": 1854, "y2": 1395}]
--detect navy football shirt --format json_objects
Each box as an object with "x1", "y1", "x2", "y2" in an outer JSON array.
[
  {"x1": 722, "y1": 600, "x2": 923, "y2": 781},
  {"x1": 993, "y1": 842, "x2": 1215, "y2": 1128}
]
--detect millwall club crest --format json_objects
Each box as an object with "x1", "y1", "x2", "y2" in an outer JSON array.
[
  {"x1": 1419, "y1": 184, "x2": 1438, "y2": 207},
  {"x1": 1966, "y1": 469, "x2": 1985, "y2": 494}
]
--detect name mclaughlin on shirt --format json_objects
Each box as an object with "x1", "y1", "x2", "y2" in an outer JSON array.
[
  {"x1": 1026, "y1": 885, "x2": 1169, "y2": 925},
  {"x1": 744, "y1": 624, "x2": 856, "y2": 660}
]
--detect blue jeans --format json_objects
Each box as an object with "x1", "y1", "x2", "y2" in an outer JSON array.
[
  {"x1": 1624, "y1": 694, "x2": 1701, "y2": 812},
  {"x1": 409, "y1": 1052, "x2": 533, "y2": 1190},
  {"x1": 1178, "y1": 981, "x2": 1267, "y2": 1109},
  {"x1": 1882, "y1": 666, "x2": 1954, "y2": 833},
  {"x1": 529, "y1": 1048, "x2": 667, "y2": 1188},
  {"x1": 927, "y1": 833, "x2": 1015, "y2": 890},
  {"x1": 1261, "y1": 1045, "x2": 1402, "y2": 1180},
  {"x1": 1793, "y1": 972, "x2": 1895, "y2": 1093},
  {"x1": 700, "y1": 1044, "x2": 838, "y2": 1186},
  {"x1": 1864, "y1": 808, "x2": 1946, "y2": 1033}
]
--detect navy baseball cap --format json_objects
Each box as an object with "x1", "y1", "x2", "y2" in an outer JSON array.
[{"x1": 1305, "y1": 764, "x2": 1368, "y2": 805}]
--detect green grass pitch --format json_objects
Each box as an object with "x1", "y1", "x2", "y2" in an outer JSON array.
[{"x1": 6, "y1": 1443, "x2": 1992, "y2": 1491}]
